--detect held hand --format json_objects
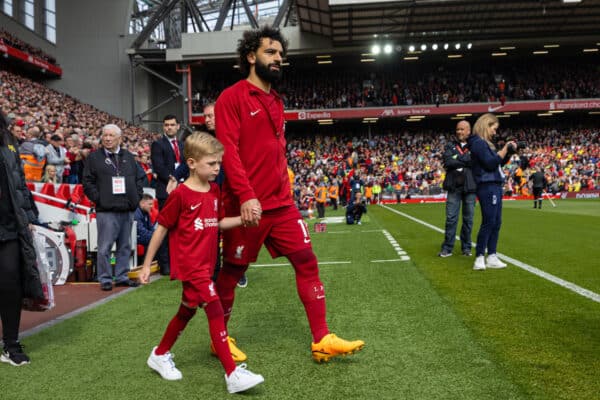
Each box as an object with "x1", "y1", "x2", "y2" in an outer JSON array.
[{"x1": 240, "y1": 199, "x2": 261, "y2": 227}]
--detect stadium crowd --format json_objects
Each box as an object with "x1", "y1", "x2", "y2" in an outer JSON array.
[
  {"x1": 0, "y1": 28, "x2": 57, "y2": 65},
  {"x1": 1, "y1": 67, "x2": 598, "y2": 201},
  {"x1": 286, "y1": 125, "x2": 599, "y2": 210},
  {"x1": 1, "y1": 70, "x2": 155, "y2": 183},
  {"x1": 193, "y1": 61, "x2": 600, "y2": 112}
]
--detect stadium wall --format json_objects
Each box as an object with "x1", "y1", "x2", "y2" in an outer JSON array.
[
  {"x1": 42, "y1": 0, "x2": 138, "y2": 121},
  {"x1": 0, "y1": 7, "x2": 56, "y2": 56}
]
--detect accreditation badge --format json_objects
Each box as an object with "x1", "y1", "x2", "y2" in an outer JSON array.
[{"x1": 112, "y1": 176, "x2": 126, "y2": 194}]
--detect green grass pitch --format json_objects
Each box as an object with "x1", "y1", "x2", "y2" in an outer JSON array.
[{"x1": 3, "y1": 198, "x2": 599, "y2": 399}]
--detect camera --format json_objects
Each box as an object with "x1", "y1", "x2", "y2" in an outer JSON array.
[{"x1": 508, "y1": 141, "x2": 527, "y2": 152}]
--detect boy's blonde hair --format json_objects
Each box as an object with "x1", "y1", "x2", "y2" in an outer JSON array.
[
  {"x1": 473, "y1": 113, "x2": 499, "y2": 149},
  {"x1": 183, "y1": 131, "x2": 224, "y2": 161}
]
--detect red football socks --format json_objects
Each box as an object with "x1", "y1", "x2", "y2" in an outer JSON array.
[
  {"x1": 288, "y1": 249, "x2": 329, "y2": 343},
  {"x1": 215, "y1": 262, "x2": 247, "y2": 326},
  {"x1": 205, "y1": 300, "x2": 236, "y2": 375},
  {"x1": 156, "y1": 304, "x2": 196, "y2": 355}
]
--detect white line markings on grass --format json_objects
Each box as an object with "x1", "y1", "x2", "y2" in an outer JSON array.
[
  {"x1": 382, "y1": 229, "x2": 411, "y2": 261},
  {"x1": 380, "y1": 204, "x2": 600, "y2": 304}
]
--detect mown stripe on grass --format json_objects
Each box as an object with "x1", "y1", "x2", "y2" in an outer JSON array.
[
  {"x1": 252, "y1": 261, "x2": 351, "y2": 267},
  {"x1": 380, "y1": 204, "x2": 600, "y2": 304}
]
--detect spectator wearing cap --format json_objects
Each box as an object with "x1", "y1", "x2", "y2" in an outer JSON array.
[{"x1": 45, "y1": 134, "x2": 69, "y2": 183}]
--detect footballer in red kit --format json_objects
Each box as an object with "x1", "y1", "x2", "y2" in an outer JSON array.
[{"x1": 214, "y1": 25, "x2": 364, "y2": 363}]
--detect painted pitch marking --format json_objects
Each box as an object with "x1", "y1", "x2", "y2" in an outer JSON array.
[{"x1": 380, "y1": 204, "x2": 600, "y2": 304}]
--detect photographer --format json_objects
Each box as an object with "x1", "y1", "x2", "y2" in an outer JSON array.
[
  {"x1": 439, "y1": 120, "x2": 477, "y2": 257},
  {"x1": 467, "y1": 113, "x2": 516, "y2": 271},
  {"x1": 346, "y1": 192, "x2": 367, "y2": 225}
]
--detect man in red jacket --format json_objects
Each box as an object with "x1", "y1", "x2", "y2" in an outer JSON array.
[{"x1": 214, "y1": 26, "x2": 364, "y2": 363}]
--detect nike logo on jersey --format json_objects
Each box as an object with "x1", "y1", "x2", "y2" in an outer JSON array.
[
  {"x1": 250, "y1": 109, "x2": 261, "y2": 117},
  {"x1": 191, "y1": 203, "x2": 201, "y2": 210}
]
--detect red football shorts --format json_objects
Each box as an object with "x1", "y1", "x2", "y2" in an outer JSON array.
[
  {"x1": 222, "y1": 205, "x2": 312, "y2": 265},
  {"x1": 181, "y1": 277, "x2": 220, "y2": 308}
]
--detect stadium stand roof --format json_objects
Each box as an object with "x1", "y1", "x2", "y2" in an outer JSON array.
[{"x1": 297, "y1": 0, "x2": 600, "y2": 47}]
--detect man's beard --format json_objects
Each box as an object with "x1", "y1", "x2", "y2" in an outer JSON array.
[{"x1": 255, "y1": 59, "x2": 282, "y2": 84}]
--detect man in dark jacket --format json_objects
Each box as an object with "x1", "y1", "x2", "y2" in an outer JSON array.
[
  {"x1": 530, "y1": 165, "x2": 547, "y2": 209},
  {"x1": 150, "y1": 115, "x2": 183, "y2": 275},
  {"x1": 439, "y1": 120, "x2": 477, "y2": 257},
  {"x1": 346, "y1": 192, "x2": 367, "y2": 225},
  {"x1": 0, "y1": 112, "x2": 42, "y2": 366},
  {"x1": 82, "y1": 124, "x2": 145, "y2": 291}
]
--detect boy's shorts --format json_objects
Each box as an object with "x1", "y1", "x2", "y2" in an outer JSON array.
[
  {"x1": 223, "y1": 205, "x2": 312, "y2": 265},
  {"x1": 181, "y1": 277, "x2": 219, "y2": 308}
]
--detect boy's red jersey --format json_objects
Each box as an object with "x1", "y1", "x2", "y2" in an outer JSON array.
[{"x1": 157, "y1": 182, "x2": 223, "y2": 281}]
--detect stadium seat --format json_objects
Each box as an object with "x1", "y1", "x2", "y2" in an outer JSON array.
[
  {"x1": 71, "y1": 184, "x2": 92, "y2": 208},
  {"x1": 56, "y1": 184, "x2": 72, "y2": 201}
]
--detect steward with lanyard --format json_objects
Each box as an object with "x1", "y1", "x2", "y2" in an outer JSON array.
[
  {"x1": 82, "y1": 124, "x2": 145, "y2": 291},
  {"x1": 439, "y1": 120, "x2": 477, "y2": 258}
]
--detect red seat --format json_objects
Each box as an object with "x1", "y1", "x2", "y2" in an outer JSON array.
[
  {"x1": 35, "y1": 182, "x2": 57, "y2": 206},
  {"x1": 40, "y1": 182, "x2": 56, "y2": 197},
  {"x1": 56, "y1": 184, "x2": 72, "y2": 201},
  {"x1": 71, "y1": 184, "x2": 92, "y2": 207}
]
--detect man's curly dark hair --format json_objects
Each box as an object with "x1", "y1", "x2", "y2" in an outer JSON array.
[{"x1": 237, "y1": 25, "x2": 288, "y2": 77}]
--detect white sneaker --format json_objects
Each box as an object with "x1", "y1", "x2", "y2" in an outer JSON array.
[
  {"x1": 147, "y1": 346, "x2": 182, "y2": 380},
  {"x1": 486, "y1": 254, "x2": 507, "y2": 269},
  {"x1": 473, "y1": 256, "x2": 486, "y2": 271},
  {"x1": 225, "y1": 363, "x2": 264, "y2": 393}
]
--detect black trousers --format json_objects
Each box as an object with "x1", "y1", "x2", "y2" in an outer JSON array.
[{"x1": 0, "y1": 239, "x2": 23, "y2": 346}]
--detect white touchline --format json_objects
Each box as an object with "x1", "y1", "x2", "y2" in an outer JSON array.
[
  {"x1": 382, "y1": 229, "x2": 411, "y2": 261},
  {"x1": 380, "y1": 204, "x2": 600, "y2": 304},
  {"x1": 372, "y1": 259, "x2": 402, "y2": 263}
]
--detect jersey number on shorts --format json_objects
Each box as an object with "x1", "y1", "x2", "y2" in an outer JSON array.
[{"x1": 298, "y1": 219, "x2": 311, "y2": 244}]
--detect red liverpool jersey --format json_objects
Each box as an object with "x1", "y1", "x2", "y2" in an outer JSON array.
[
  {"x1": 215, "y1": 79, "x2": 294, "y2": 214},
  {"x1": 157, "y1": 182, "x2": 223, "y2": 281}
]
